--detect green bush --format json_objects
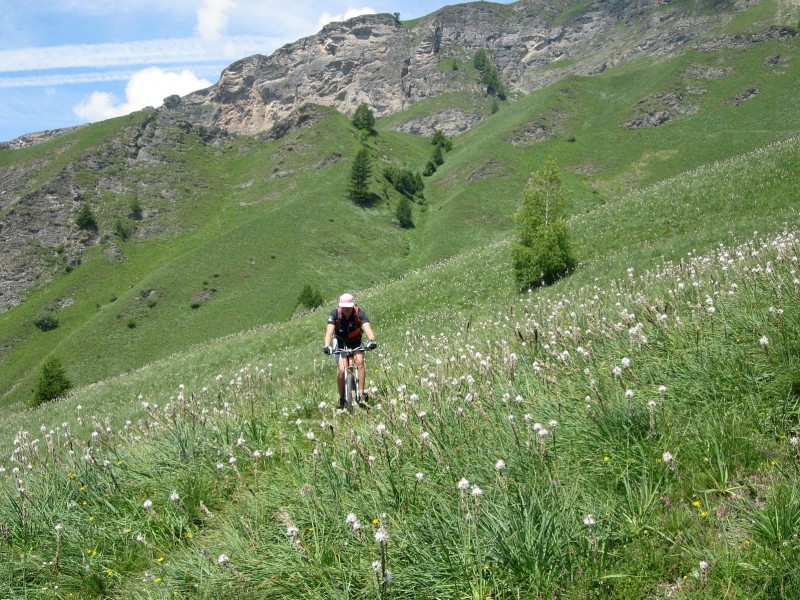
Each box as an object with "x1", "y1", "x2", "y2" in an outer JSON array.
[
  {"x1": 114, "y1": 218, "x2": 131, "y2": 240},
  {"x1": 33, "y1": 312, "x2": 59, "y2": 332},
  {"x1": 395, "y1": 196, "x2": 414, "y2": 228},
  {"x1": 74, "y1": 204, "x2": 98, "y2": 230},
  {"x1": 432, "y1": 130, "x2": 453, "y2": 152},
  {"x1": 383, "y1": 165, "x2": 425, "y2": 199},
  {"x1": 511, "y1": 220, "x2": 575, "y2": 287},
  {"x1": 129, "y1": 198, "x2": 143, "y2": 220},
  {"x1": 297, "y1": 284, "x2": 324, "y2": 310},
  {"x1": 31, "y1": 356, "x2": 72, "y2": 406},
  {"x1": 432, "y1": 145, "x2": 444, "y2": 166}
]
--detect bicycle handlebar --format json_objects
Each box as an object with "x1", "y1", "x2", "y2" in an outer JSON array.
[{"x1": 333, "y1": 346, "x2": 372, "y2": 356}]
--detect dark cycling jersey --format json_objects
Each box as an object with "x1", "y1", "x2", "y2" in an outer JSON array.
[{"x1": 328, "y1": 307, "x2": 370, "y2": 347}]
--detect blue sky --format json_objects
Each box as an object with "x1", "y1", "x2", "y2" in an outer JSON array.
[{"x1": 0, "y1": 1, "x2": 514, "y2": 142}]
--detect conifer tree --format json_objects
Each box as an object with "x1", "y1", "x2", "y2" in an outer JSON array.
[
  {"x1": 511, "y1": 157, "x2": 576, "y2": 289},
  {"x1": 352, "y1": 103, "x2": 376, "y2": 134},
  {"x1": 395, "y1": 196, "x2": 413, "y2": 228},
  {"x1": 32, "y1": 356, "x2": 72, "y2": 406},
  {"x1": 348, "y1": 147, "x2": 373, "y2": 205},
  {"x1": 297, "y1": 284, "x2": 323, "y2": 310}
]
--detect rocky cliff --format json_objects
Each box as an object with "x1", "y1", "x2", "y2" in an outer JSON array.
[{"x1": 172, "y1": 0, "x2": 753, "y2": 137}]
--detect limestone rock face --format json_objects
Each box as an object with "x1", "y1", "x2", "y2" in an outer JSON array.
[{"x1": 176, "y1": 0, "x2": 754, "y2": 137}]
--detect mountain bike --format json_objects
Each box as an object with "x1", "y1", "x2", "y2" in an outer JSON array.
[{"x1": 334, "y1": 345, "x2": 372, "y2": 412}]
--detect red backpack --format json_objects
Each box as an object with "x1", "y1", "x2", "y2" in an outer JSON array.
[{"x1": 336, "y1": 305, "x2": 363, "y2": 339}]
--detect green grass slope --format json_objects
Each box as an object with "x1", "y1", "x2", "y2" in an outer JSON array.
[
  {"x1": 0, "y1": 4, "x2": 798, "y2": 415},
  {"x1": 1, "y1": 135, "x2": 798, "y2": 596}
]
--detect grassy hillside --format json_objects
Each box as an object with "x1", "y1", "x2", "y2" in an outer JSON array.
[
  {"x1": 1, "y1": 10, "x2": 798, "y2": 409},
  {"x1": 1, "y1": 134, "x2": 798, "y2": 596},
  {"x1": 0, "y1": 21, "x2": 800, "y2": 407},
  {"x1": 2, "y1": 13, "x2": 800, "y2": 598}
]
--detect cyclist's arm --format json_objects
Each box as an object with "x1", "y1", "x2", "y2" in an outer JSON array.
[
  {"x1": 324, "y1": 323, "x2": 335, "y2": 348},
  {"x1": 362, "y1": 322, "x2": 376, "y2": 343}
]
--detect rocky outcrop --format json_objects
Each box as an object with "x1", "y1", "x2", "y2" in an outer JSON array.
[
  {"x1": 176, "y1": 0, "x2": 756, "y2": 138},
  {"x1": 0, "y1": 110, "x2": 214, "y2": 312},
  {"x1": 0, "y1": 126, "x2": 85, "y2": 150}
]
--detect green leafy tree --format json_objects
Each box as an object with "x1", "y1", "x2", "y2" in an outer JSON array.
[
  {"x1": 348, "y1": 147, "x2": 373, "y2": 205},
  {"x1": 31, "y1": 356, "x2": 72, "y2": 406},
  {"x1": 511, "y1": 157, "x2": 576, "y2": 289},
  {"x1": 395, "y1": 196, "x2": 413, "y2": 228},
  {"x1": 75, "y1": 204, "x2": 97, "y2": 230},
  {"x1": 297, "y1": 284, "x2": 324, "y2": 310},
  {"x1": 352, "y1": 103, "x2": 376, "y2": 134}
]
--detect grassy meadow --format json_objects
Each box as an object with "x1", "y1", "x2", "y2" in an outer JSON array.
[
  {"x1": 1, "y1": 132, "x2": 800, "y2": 596},
  {"x1": 1, "y1": 17, "x2": 798, "y2": 409},
  {"x1": 2, "y1": 2, "x2": 800, "y2": 597}
]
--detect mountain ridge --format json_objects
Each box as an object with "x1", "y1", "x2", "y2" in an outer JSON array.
[{"x1": 172, "y1": 0, "x2": 761, "y2": 137}]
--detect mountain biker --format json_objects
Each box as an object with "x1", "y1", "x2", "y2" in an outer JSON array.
[{"x1": 323, "y1": 293, "x2": 377, "y2": 408}]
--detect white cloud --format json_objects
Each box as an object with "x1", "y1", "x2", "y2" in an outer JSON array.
[
  {"x1": 73, "y1": 67, "x2": 212, "y2": 122},
  {"x1": 196, "y1": 0, "x2": 234, "y2": 41},
  {"x1": 317, "y1": 6, "x2": 377, "y2": 30},
  {"x1": 0, "y1": 35, "x2": 286, "y2": 73},
  {"x1": 0, "y1": 65, "x2": 224, "y2": 88}
]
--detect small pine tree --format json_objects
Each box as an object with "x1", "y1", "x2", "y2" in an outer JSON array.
[
  {"x1": 511, "y1": 157, "x2": 576, "y2": 289},
  {"x1": 395, "y1": 196, "x2": 413, "y2": 228},
  {"x1": 352, "y1": 103, "x2": 376, "y2": 134},
  {"x1": 483, "y1": 67, "x2": 507, "y2": 100},
  {"x1": 473, "y1": 48, "x2": 488, "y2": 72},
  {"x1": 75, "y1": 204, "x2": 97, "y2": 230},
  {"x1": 32, "y1": 356, "x2": 72, "y2": 406},
  {"x1": 348, "y1": 147, "x2": 373, "y2": 205},
  {"x1": 297, "y1": 284, "x2": 324, "y2": 310}
]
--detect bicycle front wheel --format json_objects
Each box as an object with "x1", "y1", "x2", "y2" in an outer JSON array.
[{"x1": 344, "y1": 372, "x2": 357, "y2": 412}]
